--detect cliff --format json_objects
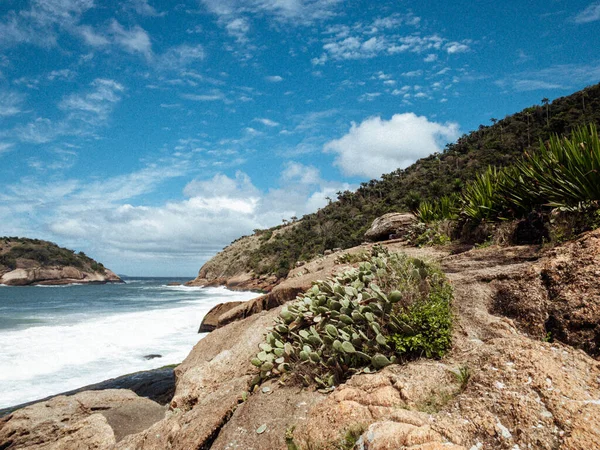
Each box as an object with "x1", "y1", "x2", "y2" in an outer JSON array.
[
  {"x1": 0, "y1": 237, "x2": 121, "y2": 286},
  {"x1": 186, "y1": 223, "x2": 301, "y2": 292}
]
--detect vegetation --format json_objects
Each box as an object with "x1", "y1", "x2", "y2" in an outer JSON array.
[
  {"x1": 416, "y1": 124, "x2": 600, "y2": 229},
  {"x1": 0, "y1": 237, "x2": 106, "y2": 274},
  {"x1": 243, "y1": 83, "x2": 600, "y2": 277},
  {"x1": 251, "y1": 247, "x2": 453, "y2": 389}
]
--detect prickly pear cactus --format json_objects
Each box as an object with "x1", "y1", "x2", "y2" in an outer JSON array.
[{"x1": 251, "y1": 249, "x2": 453, "y2": 389}]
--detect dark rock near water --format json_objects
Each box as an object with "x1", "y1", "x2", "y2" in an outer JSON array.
[
  {"x1": 143, "y1": 354, "x2": 162, "y2": 360},
  {"x1": 0, "y1": 367, "x2": 176, "y2": 418}
]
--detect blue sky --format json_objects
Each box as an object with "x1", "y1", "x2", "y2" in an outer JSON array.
[{"x1": 1, "y1": 0, "x2": 599, "y2": 276}]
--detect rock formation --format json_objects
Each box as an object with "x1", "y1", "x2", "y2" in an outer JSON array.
[
  {"x1": 0, "y1": 237, "x2": 121, "y2": 286},
  {"x1": 2, "y1": 236, "x2": 600, "y2": 449},
  {"x1": 364, "y1": 212, "x2": 416, "y2": 241}
]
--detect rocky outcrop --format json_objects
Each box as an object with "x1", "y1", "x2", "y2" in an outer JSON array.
[
  {"x1": 0, "y1": 237, "x2": 122, "y2": 286},
  {"x1": 0, "y1": 266, "x2": 121, "y2": 286},
  {"x1": 199, "y1": 301, "x2": 245, "y2": 332},
  {"x1": 364, "y1": 212, "x2": 416, "y2": 242},
  {"x1": 0, "y1": 367, "x2": 175, "y2": 418},
  {"x1": 493, "y1": 228, "x2": 600, "y2": 357},
  {"x1": 0, "y1": 390, "x2": 166, "y2": 449},
  {"x1": 4, "y1": 235, "x2": 600, "y2": 449}
]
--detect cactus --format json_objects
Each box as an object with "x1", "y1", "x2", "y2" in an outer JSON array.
[{"x1": 251, "y1": 250, "x2": 453, "y2": 389}]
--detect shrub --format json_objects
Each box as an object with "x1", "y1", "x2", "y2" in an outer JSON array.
[
  {"x1": 513, "y1": 123, "x2": 600, "y2": 208},
  {"x1": 461, "y1": 166, "x2": 509, "y2": 222},
  {"x1": 251, "y1": 248, "x2": 453, "y2": 389}
]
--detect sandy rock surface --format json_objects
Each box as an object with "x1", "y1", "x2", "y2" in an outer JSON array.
[{"x1": 0, "y1": 390, "x2": 165, "y2": 449}]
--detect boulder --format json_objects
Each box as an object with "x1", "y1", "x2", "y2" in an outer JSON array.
[
  {"x1": 364, "y1": 213, "x2": 416, "y2": 242},
  {"x1": 0, "y1": 390, "x2": 166, "y2": 449},
  {"x1": 115, "y1": 308, "x2": 282, "y2": 450},
  {"x1": 198, "y1": 301, "x2": 245, "y2": 332}
]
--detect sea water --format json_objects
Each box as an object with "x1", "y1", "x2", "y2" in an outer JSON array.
[{"x1": 0, "y1": 278, "x2": 259, "y2": 409}]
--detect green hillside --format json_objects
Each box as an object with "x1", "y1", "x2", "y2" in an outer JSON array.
[
  {"x1": 244, "y1": 83, "x2": 600, "y2": 277},
  {"x1": 0, "y1": 237, "x2": 106, "y2": 274}
]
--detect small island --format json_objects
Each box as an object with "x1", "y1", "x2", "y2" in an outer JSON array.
[{"x1": 0, "y1": 237, "x2": 122, "y2": 286}]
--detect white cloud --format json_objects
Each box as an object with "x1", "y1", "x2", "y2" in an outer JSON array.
[
  {"x1": 445, "y1": 41, "x2": 470, "y2": 54},
  {"x1": 16, "y1": 118, "x2": 64, "y2": 143},
  {"x1": 108, "y1": 20, "x2": 153, "y2": 59},
  {"x1": 266, "y1": 75, "x2": 283, "y2": 82},
  {"x1": 59, "y1": 78, "x2": 125, "y2": 121},
  {"x1": 0, "y1": 0, "x2": 95, "y2": 48},
  {"x1": 497, "y1": 62, "x2": 600, "y2": 92},
  {"x1": 158, "y1": 44, "x2": 205, "y2": 69},
  {"x1": 0, "y1": 91, "x2": 24, "y2": 116},
  {"x1": 324, "y1": 113, "x2": 460, "y2": 178},
  {"x1": 323, "y1": 36, "x2": 386, "y2": 60},
  {"x1": 126, "y1": 0, "x2": 165, "y2": 17},
  {"x1": 225, "y1": 17, "x2": 250, "y2": 42},
  {"x1": 281, "y1": 161, "x2": 321, "y2": 185},
  {"x1": 0, "y1": 143, "x2": 14, "y2": 154},
  {"x1": 199, "y1": 0, "x2": 342, "y2": 25},
  {"x1": 181, "y1": 89, "x2": 226, "y2": 102},
  {"x1": 254, "y1": 118, "x2": 279, "y2": 127},
  {"x1": 574, "y1": 2, "x2": 600, "y2": 23},
  {"x1": 424, "y1": 53, "x2": 437, "y2": 62}
]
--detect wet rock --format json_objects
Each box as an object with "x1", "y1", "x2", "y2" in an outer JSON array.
[{"x1": 143, "y1": 354, "x2": 162, "y2": 360}]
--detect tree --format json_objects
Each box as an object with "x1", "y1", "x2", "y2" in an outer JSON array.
[{"x1": 542, "y1": 97, "x2": 550, "y2": 126}]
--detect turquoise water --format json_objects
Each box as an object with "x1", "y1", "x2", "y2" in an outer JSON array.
[{"x1": 0, "y1": 278, "x2": 258, "y2": 408}]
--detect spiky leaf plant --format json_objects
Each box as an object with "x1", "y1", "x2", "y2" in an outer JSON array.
[{"x1": 513, "y1": 123, "x2": 600, "y2": 208}]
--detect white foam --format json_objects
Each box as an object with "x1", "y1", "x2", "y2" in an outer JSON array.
[{"x1": 0, "y1": 288, "x2": 259, "y2": 408}]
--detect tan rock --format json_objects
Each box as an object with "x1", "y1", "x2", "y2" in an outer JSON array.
[
  {"x1": 0, "y1": 390, "x2": 165, "y2": 449},
  {"x1": 115, "y1": 308, "x2": 282, "y2": 450},
  {"x1": 364, "y1": 213, "x2": 416, "y2": 242},
  {"x1": 199, "y1": 301, "x2": 245, "y2": 332}
]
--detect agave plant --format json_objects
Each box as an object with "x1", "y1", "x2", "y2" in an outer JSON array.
[
  {"x1": 513, "y1": 124, "x2": 600, "y2": 208},
  {"x1": 416, "y1": 194, "x2": 460, "y2": 223},
  {"x1": 461, "y1": 166, "x2": 509, "y2": 222}
]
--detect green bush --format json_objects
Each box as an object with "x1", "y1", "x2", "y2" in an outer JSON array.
[
  {"x1": 251, "y1": 248, "x2": 453, "y2": 389},
  {"x1": 513, "y1": 123, "x2": 600, "y2": 208}
]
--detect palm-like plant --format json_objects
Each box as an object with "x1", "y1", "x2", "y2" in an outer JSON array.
[
  {"x1": 514, "y1": 124, "x2": 600, "y2": 208},
  {"x1": 461, "y1": 166, "x2": 508, "y2": 222}
]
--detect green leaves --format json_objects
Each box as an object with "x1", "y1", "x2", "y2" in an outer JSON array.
[{"x1": 251, "y1": 251, "x2": 454, "y2": 390}]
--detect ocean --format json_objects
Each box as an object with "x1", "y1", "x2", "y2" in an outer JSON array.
[{"x1": 0, "y1": 278, "x2": 259, "y2": 409}]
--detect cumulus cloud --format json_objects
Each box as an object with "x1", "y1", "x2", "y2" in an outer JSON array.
[
  {"x1": 324, "y1": 113, "x2": 460, "y2": 178},
  {"x1": 1, "y1": 160, "x2": 353, "y2": 274}
]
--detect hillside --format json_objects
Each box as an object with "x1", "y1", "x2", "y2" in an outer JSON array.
[
  {"x1": 0, "y1": 237, "x2": 121, "y2": 286},
  {"x1": 189, "y1": 83, "x2": 600, "y2": 287}
]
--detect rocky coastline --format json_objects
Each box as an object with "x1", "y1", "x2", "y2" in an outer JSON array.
[{"x1": 2, "y1": 230, "x2": 600, "y2": 449}]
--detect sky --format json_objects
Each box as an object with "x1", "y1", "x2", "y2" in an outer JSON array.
[{"x1": 0, "y1": 0, "x2": 599, "y2": 276}]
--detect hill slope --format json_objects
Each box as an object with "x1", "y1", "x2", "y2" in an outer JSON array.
[
  {"x1": 0, "y1": 237, "x2": 121, "y2": 286},
  {"x1": 189, "y1": 83, "x2": 600, "y2": 287}
]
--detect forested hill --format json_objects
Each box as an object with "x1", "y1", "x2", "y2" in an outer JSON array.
[
  {"x1": 233, "y1": 83, "x2": 600, "y2": 278},
  {"x1": 0, "y1": 237, "x2": 121, "y2": 285}
]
